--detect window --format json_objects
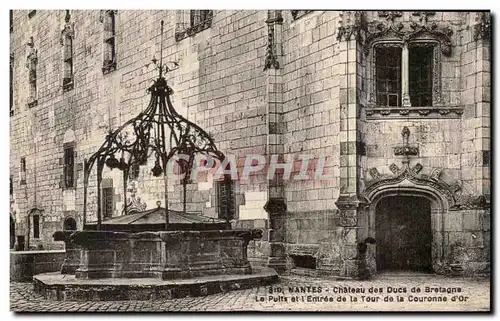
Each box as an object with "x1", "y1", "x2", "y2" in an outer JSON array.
[
  {"x1": 33, "y1": 214, "x2": 40, "y2": 239},
  {"x1": 61, "y1": 10, "x2": 74, "y2": 91},
  {"x1": 190, "y1": 10, "x2": 211, "y2": 27},
  {"x1": 291, "y1": 255, "x2": 317, "y2": 269},
  {"x1": 10, "y1": 10, "x2": 13, "y2": 32},
  {"x1": 28, "y1": 10, "x2": 36, "y2": 19},
  {"x1": 10, "y1": 53, "x2": 13, "y2": 116},
  {"x1": 63, "y1": 217, "x2": 77, "y2": 231},
  {"x1": 101, "y1": 10, "x2": 117, "y2": 74},
  {"x1": 20, "y1": 157, "x2": 26, "y2": 185},
  {"x1": 10, "y1": 175, "x2": 13, "y2": 196},
  {"x1": 362, "y1": 15, "x2": 459, "y2": 118},
  {"x1": 409, "y1": 45, "x2": 433, "y2": 107},
  {"x1": 175, "y1": 10, "x2": 213, "y2": 41},
  {"x1": 216, "y1": 178, "x2": 235, "y2": 220},
  {"x1": 129, "y1": 164, "x2": 140, "y2": 180},
  {"x1": 63, "y1": 144, "x2": 74, "y2": 188},
  {"x1": 26, "y1": 37, "x2": 38, "y2": 108},
  {"x1": 102, "y1": 187, "x2": 114, "y2": 218},
  {"x1": 376, "y1": 46, "x2": 402, "y2": 107}
]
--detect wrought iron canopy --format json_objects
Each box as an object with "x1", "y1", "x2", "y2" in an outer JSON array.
[{"x1": 83, "y1": 21, "x2": 227, "y2": 230}]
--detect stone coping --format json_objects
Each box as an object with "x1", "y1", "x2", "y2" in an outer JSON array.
[
  {"x1": 33, "y1": 267, "x2": 278, "y2": 301},
  {"x1": 36, "y1": 267, "x2": 276, "y2": 286},
  {"x1": 10, "y1": 250, "x2": 65, "y2": 255},
  {"x1": 70, "y1": 229, "x2": 263, "y2": 244}
]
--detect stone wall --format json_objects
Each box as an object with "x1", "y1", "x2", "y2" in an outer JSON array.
[
  {"x1": 10, "y1": 250, "x2": 66, "y2": 281},
  {"x1": 10, "y1": 10, "x2": 490, "y2": 276},
  {"x1": 10, "y1": 10, "x2": 270, "y2": 249}
]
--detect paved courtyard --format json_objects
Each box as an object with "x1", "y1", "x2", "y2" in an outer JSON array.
[{"x1": 11, "y1": 273, "x2": 490, "y2": 312}]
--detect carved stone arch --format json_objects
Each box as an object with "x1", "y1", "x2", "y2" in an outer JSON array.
[
  {"x1": 364, "y1": 165, "x2": 460, "y2": 210},
  {"x1": 363, "y1": 165, "x2": 459, "y2": 273}
]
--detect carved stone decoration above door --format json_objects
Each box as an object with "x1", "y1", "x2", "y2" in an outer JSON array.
[{"x1": 365, "y1": 161, "x2": 462, "y2": 210}]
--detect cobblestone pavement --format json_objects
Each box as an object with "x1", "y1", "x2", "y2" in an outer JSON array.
[{"x1": 11, "y1": 273, "x2": 490, "y2": 312}]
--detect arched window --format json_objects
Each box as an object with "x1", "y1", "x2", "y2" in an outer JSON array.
[{"x1": 64, "y1": 217, "x2": 77, "y2": 231}]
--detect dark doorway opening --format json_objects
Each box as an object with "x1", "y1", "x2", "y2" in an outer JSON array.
[
  {"x1": 375, "y1": 196, "x2": 432, "y2": 273},
  {"x1": 10, "y1": 216, "x2": 15, "y2": 249},
  {"x1": 291, "y1": 255, "x2": 316, "y2": 269},
  {"x1": 64, "y1": 217, "x2": 77, "y2": 231}
]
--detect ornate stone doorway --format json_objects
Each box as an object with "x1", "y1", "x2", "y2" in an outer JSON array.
[{"x1": 375, "y1": 196, "x2": 432, "y2": 272}]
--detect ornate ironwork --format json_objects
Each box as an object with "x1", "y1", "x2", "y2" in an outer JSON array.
[{"x1": 83, "y1": 21, "x2": 227, "y2": 230}]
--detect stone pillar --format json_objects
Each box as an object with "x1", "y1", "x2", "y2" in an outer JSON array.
[
  {"x1": 335, "y1": 11, "x2": 369, "y2": 279},
  {"x1": 263, "y1": 10, "x2": 287, "y2": 274},
  {"x1": 401, "y1": 43, "x2": 411, "y2": 107}
]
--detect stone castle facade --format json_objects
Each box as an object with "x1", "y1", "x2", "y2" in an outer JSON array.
[{"x1": 10, "y1": 10, "x2": 490, "y2": 277}]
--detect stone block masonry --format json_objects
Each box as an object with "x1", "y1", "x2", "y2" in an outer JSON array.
[{"x1": 10, "y1": 10, "x2": 490, "y2": 277}]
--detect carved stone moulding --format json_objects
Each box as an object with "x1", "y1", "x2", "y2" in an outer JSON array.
[
  {"x1": 394, "y1": 146, "x2": 419, "y2": 156},
  {"x1": 363, "y1": 16, "x2": 453, "y2": 57},
  {"x1": 364, "y1": 107, "x2": 464, "y2": 119},
  {"x1": 365, "y1": 162, "x2": 462, "y2": 210},
  {"x1": 473, "y1": 12, "x2": 491, "y2": 41}
]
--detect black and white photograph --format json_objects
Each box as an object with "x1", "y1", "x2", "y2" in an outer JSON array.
[{"x1": 7, "y1": 7, "x2": 492, "y2": 312}]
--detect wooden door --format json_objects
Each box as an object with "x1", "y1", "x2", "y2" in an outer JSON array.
[{"x1": 376, "y1": 196, "x2": 432, "y2": 272}]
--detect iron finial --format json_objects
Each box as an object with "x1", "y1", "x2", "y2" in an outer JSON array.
[{"x1": 159, "y1": 20, "x2": 164, "y2": 78}]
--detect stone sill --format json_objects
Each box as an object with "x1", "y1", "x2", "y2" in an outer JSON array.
[
  {"x1": 175, "y1": 20, "x2": 212, "y2": 42},
  {"x1": 365, "y1": 106, "x2": 464, "y2": 119},
  {"x1": 102, "y1": 61, "x2": 117, "y2": 74},
  {"x1": 62, "y1": 79, "x2": 74, "y2": 92},
  {"x1": 27, "y1": 99, "x2": 38, "y2": 109}
]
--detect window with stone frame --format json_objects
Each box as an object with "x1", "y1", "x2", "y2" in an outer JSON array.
[
  {"x1": 215, "y1": 178, "x2": 236, "y2": 221},
  {"x1": 10, "y1": 53, "x2": 14, "y2": 116},
  {"x1": 33, "y1": 213, "x2": 40, "y2": 239},
  {"x1": 375, "y1": 46, "x2": 402, "y2": 107},
  {"x1": 175, "y1": 10, "x2": 213, "y2": 41},
  {"x1": 101, "y1": 10, "x2": 117, "y2": 74},
  {"x1": 364, "y1": 37, "x2": 458, "y2": 119},
  {"x1": 374, "y1": 44, "x2": 436, "y2": 108},
  {"x1": 62, "y1": 143, "x2": 75, "y2": 188},
  {"x1": 20, "y1": 157, "x2": 26, "y2": 185},
  {"x1": 61, "y1": 10, "x2": 74, "y2": 91},
  {"x1": 409, "y1": 44, "x2": 434, "y2": 107},
  {"x1": 26, "y1": 37, "x2": 38, "y2": 108},
  {"x1": 129, "y1": 164, "x2": 140, "y2": 180},
  {"x1": 102, "y1": 186, "x2": 114, "y2": 218}
]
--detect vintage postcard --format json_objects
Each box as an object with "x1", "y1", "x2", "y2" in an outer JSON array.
[{"x1": 9, "y1": 9, "x2": 491, "y2": 312}]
